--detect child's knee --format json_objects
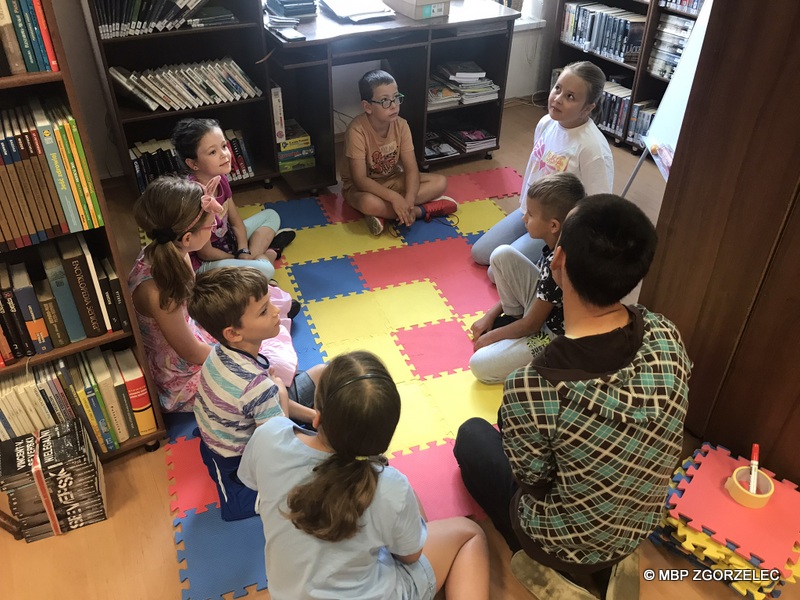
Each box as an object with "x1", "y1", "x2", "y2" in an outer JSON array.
[
  {"x1": 469, "y1": 351, "x2": 504, "y2": 385},
  {"x1": 431, "y1": 173, "x2": 447, "y2": 194}
]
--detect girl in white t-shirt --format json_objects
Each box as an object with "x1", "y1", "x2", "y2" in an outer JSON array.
[
  {"x1": 240, "y1": 351, "x2": 489, "y2": 600},
  {"x1": 472, "y1": 61, "x2": 614, "y2": 278}
]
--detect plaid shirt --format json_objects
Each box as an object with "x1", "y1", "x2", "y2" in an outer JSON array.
[{"x1": 502, "y1": 306, "x2": 691, "y2": 564}]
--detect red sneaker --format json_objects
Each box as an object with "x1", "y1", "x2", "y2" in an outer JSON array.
[
  {"x1": 421, "y1": 196, "x2": 458, "y2": 222},
  {"x1": 364, "y1": 215, "x2": 385, "y2": 235}
]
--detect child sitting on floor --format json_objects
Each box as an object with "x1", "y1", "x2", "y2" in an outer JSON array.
[
  {"x1": 339, "y1": 69, "x2": 458, "y2": 235},
  {"x1": 239, "y1": 350, "x2": 490, "y2": 599},
  {"x1": 171, "y1": 118, "x2": 296, "y2": 277},
  {"x1": 187, "y1": 266, "x2": 325, "y2": 522},
  {"x1": 129, "y1": 176, "x2": 297, "y2": 413},
  {"x1": 469, "y1": 172, "x2": 585, "y2": 384}
]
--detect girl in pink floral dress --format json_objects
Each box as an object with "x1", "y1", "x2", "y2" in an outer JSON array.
[{"x1": 129, "y1": 175, "x2": 297, "y2": 412}]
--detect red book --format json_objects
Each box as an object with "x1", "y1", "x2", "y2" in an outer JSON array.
[
  {"x1": 30, "y1": 0, "x2": 58, "y2": 71},
  {"x1": 112, "y1": 349, "x2": 157, "y2": 436}
]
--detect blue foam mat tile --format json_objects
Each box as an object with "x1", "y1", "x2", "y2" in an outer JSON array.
[
  {"x1": 396, "y1": 218, "x2": 462, "y2": 246},
  {"x1": 165, "y1": 412, "x2": 199, "y2": 444},
  {"x1": 290, "y1": 257, "x2": 367, "y2": 302},
  {"x1": 290, "y1": 308, "x2": 325, "y2": 362},
  {"x1": 464, "y1": 232, "x2": 485, "y2": 248},
  {"x1": 175, "y1": 505, "x2": 267, "y2": 600},
  {"x1": 297, "y1": 347, "x2": 327, "y2": 371},
  {"x1": 264, "y1": 197, "x2": 329, "y2": 230}
]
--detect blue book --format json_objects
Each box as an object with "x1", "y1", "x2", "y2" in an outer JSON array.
[
  {"x1": 9, "y1": 262, "x2": 52, "y2": 354},
  {"x1": 37, "y1": 241, "x2": 87, "y2": 343},
  {"x1": 18, "y1": 0, "x2": 48, "y2": 71}
]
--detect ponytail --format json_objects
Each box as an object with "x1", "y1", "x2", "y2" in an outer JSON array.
[
  {"x1": 133, "y1": 175, "x2": 206, "y2": 310},
  {"x1": 283, "y1": 352, "x2": 400, "y2": 542}
]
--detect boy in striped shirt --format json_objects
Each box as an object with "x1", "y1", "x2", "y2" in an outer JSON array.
[{"x1": 188, "y1": 267, "x2": 325, "y2": 521}]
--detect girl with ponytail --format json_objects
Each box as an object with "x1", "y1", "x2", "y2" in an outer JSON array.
[
  {"x1": 239, "y1": 351, "x2": 490, "y2": 600},
  {"x1": 129, "y1": 175, "x2": 297, "y2": 412}
]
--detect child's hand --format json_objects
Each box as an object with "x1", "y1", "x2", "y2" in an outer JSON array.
[
  {"x1": 470, "y1": 315, "x2": 492, "y2": 343},
  {"x1": 390, "y1": 194, "x2": 415, "y2": 226},
  {"x1": 473, "y1": 329, "x2": 498, "y2": 351}
]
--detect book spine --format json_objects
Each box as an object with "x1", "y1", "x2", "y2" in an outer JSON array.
[
  {"x1": 95, "y1": 267, "x2": 121, "y2": 331},
  {"x1": 52, "y1": 121, "x2": 90, "y2": 230},
  {"x1": 0, "y1": 293, "x2": 24, "y2": 357},
  {"x1": 17, "y1": 0, "x2": 47, "y2": 71},
  {"x1": 24, "y1": 114, "x2": 68, "y2": 235},
  {"x1": 0, "y1": 324, "x2": 15, "y2": 364},
  {"x1": 40, "y1": 248, "x2": 87, "y2": 343},
  {"x1": 30, "y1": 0, "x2": 57, "y2": 70},
  {"x1": 60, "y1": 118, "x2": 98, "y2": 229},
  {"x1": 53, "y1": 360, "x2": 101, "y2": 455},
  {"x1": 13, "y1": 280, "x2": 52, "y2": 354},
  {"x1": 60, "y1": 252, "x2": 104, "y2": 338},
  {"x1": 1, "y1": 289, "x2": 34, "y2": 355},
  {"x1": 5, "y1": 0, "x2": 37, "y2": 71},
  {"x1": 37, "y1": 292, "x2": 69, "y2": 348},
  {"x1": 0, "y1": 3, "x2": 25, "y2": 74},
  {"x1": 106, "y1": 273, "x2": 131, "y2": 332},
  {"x1": 66, "y1": 117, "x2": 103, "y2": 227}
]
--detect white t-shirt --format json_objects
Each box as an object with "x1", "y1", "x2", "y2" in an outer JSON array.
[
  {"x1": 239, "y1": 417, "x2": 428, "y2": 600},
  {"x1": 519, "y1": 115, "x2": 614, "y2": 209}
]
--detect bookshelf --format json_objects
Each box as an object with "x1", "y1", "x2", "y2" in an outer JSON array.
[
  {"x1": 0, "y1": 0, "x2": 165, "y2": 459},
  {"x1": 551, "y1": 0, "x2": 705, "y2": 152},
  {"x1": 83, "y1": 0, "x2": 279, "y2": 196}
]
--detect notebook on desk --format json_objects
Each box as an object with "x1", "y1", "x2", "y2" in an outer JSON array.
[{"x1": 319, "y1": 0, "x2": 395, "y2": 23}]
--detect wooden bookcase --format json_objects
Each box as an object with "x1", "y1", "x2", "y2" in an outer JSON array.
[
  {"x1": 83, "y1": 0, "x2": 279, "y2": 195},
  {"x1": 0, "y1": 0, "x2": 165, "y2": 459},
  {"x1": 551, "y1": 0, "x2": 704, "y2": 151}
]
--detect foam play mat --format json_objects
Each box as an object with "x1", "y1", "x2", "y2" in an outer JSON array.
[{"x1": 167, "y1": 167, "x2": 522, "y2": 599}]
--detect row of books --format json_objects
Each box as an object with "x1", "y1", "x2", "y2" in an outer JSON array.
[
  {"x1": 440, "y1": 127, "x2": 497, "y2": 154},
  {"x1": 0, "y1": 347, "x2": 156, "y2": 454},
  {"x1": 268, "y1": 0, "x2": 318, "y2": 19},
  {"x1": 108, "y1": 57, "x2": 262, "y2": 113},
  {"x1": 92, "y1": 0, "x2": 222, "y2": 39},
  {"x1": 0, "y1": 419, "x2": 106, "y2": 542},
  {"x1": 627, "y1": 100, "x2": 657, "y2": 147},
  {"x1": 129, "y1": 129, "x2": 255, "y2": 194},
  {"x1": 648, "y1": 14, "x2": 694, "y2": 80},
  {"x1": 0, "y1": 0, "x2": 58, "y2": 76},
  {"x1": 562, "y1": 2, "x2": 647, "y2": 65},
  {"x1": 432, "y1": 61, "x2": 501, "y2": 105},
  {"x1": 657, "y1": 0, "x2": 705, "y2": 16},
  {"x1": 598, "y1": 82, "x2": 632, "y2": 139},
  {"x1": 423, "y1": 131, "x2": 459, "y2": 160},
  {"x1": 1, "y1": 99, "x2": 103, "y2": 251},
  {"x1": 0, "y1": 234, "x2": 131, "y2": 365}
]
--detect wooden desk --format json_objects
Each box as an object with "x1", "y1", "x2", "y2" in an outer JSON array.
[{"x1": 266, "y1": 0, "x2": 519, "y2": 192}]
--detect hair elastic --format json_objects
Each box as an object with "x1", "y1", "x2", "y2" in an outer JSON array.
[
  {"x1": 327, "y1": 373, "x2": 394, "y2": 397},
  {"x1": 151, "y1": 228, "x2": 177, "y2": 244}
]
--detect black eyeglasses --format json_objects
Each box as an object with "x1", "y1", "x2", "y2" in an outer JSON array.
[{"x1": 368, "y1": 93, "x2": 405, "y2": 109}]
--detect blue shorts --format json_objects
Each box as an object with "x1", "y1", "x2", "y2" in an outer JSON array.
[{"x1": 379, "y1": 551, "x2": 437, "y2": 600}]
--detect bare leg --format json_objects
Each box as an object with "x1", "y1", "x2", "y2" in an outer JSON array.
[
  {"x1": 414, "y1": 173, "x2": 448, "y2": 205},
  {"x1": 347, "y1": 190, "x2": 397, "y2": 219},
  {"x1": 424, "y1": 518, "x2": 490, "y2": 600}
]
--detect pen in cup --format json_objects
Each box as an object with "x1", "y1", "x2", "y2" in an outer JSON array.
[{"x1": 749, "y1": 443, "x2": 759, "y2": 493}]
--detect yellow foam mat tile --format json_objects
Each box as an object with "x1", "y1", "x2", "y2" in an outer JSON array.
[
  {"x1": 423, "y1": 370, "x2": 503, "y2": 435},
  {"x1": 320, "y1": 336, "x2": 415, "y2": 385},
  {"x1": 373, "y1": 282, "x2": 455, "y2": 330},
  {"x1": 271, "y1": 266, "x2": 296, "y2": 296},
  {"x1": 238, "y1": 204, "x2": 266, "y2": 219},
  {"x1": 453, "y1": 199, "x2": 508, "y2": 236},
  {"x1": 281, "y1": 221, "x2": 404, "y2": 265},
  {"x1": 388, "y1": 379, "x2": 451, "y2": 456}
]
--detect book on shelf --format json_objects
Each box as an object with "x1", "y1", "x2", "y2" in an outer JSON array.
[
  {"x1": 33, "y1": 276, "x2": 69, "y2": 349},
  {"x1": 0, "y1": 261, "x2": 35, "y2": 357},
  {"x1": 100, "y1": 258, "x2": 131, "y2": 333},
  {"x1": 54, "y1": 234, "x2": 106, "y2": 338},
  {"x1": 102, "y1": 349, "x2": 138, "y2": 438},
  {"x1": 627, "y1": 99, "x2": 657, "y2": 144},
  {"x1": 439, "y1": 127, "x2": 497, "y2": 153},
  {"x1": 278, "y1": 156, "x2": 315, "y2": 174},
  {"x1": 0, "y1": 325, "x2": 15, "y2": 366},
  {"x1": 85, "y1": 348, "x2": 129, "y2": 445},
  {"x1": 270, "y1": 80, "x2": 286, "y2": 145},
  {"x1": 92, "y1": 0, "x2": 218, "y2": 38},
  {"x1": 37, "y1": 241, "x2": 88, "y2": 343},
  {"x1": 437, "y1": 61, "x2": 486, "y2": 81},
  {"x1": 93, "y1": 258, "x2": 121, "y2": 332},
  {"x1": 0, "y1": 2, "x2": 25, "y2": 75},
  {"x1": 76, "y1": 352, "x2": 118, "y2": 452},
  {"x1": 187, "y1": 6, "x2": 238, "y2": 27},
  {"x1": 280, "y1": 118, "x2": 311, "y2": 151},
  {"x1": 269, "y1": 0, "x2": 321, "y2": 20},
  {"x1": 113, "y1": 348, "x2": 157, "y2": 436},
  {"x1": 424, "y1": 131, "x2": 459, "y2": 159},
  {"x1": 1, "y1": 109, "x2": 44, "y2": 243},
  {"x1": 54, "y1": 356, "x2": 103, "y2": 454},
  {"x1": 21, "y1": 0, "x2": 54, "y2": 72},
  {"x1": 318, "y1": 0, "x2": 394, "y2": 23},
  {"x1": 109, "y1": 58, "x2": 262, "y2": 113},
  {"x1": 277, "y1": 145, "x2": 315, "y2": 162},
  {"x1": 427, "y1": 81, "x2": 461, "y2": 110},
  {"x1": 5, "y1": 0, "x2": 37, "y2": 72},
  {"x1": 9, "y1": 262, "x2": 52, "y2": 354}
]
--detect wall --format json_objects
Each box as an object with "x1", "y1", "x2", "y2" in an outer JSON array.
[{"x1": 58, "y1": 1, "x2": 551, "y2": 179}]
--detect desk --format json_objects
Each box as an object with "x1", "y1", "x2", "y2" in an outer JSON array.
[{"x1": 266, "y1": 0, "x2": 520, "y2": 192}]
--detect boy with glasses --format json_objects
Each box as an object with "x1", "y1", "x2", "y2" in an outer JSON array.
[{"x1": 340, "y1": 69, "x2": 457, "y2": 235}]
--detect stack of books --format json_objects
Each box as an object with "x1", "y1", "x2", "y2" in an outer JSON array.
[
  {"x1": 91, "y1": 0, "x2": 224, "y2": 38},
  {"x1": 426, "y1": 80, "x2": 461, "y2": 111},
  {"x1": 319, "y1": 0, "x2": 394, "y2": 23},
  {"x1": 598, "y1": 81, "x2": 632, "y2": 138},
  {"x1": 0, "y1": 419, "x2": 106, "y2": 542},
  {"x1": 561, "y1": 2, "x2": 647, "y2": 65},
  {"x1": 441, "y1": 127, "x2": 497, "y2": 153},
  {"x1": 423, "y1": 131, "x2": 459, "y2": 160},
  {"x1": 0, "y1": 0, "x2": 59, "y2": 75},
  {"x1": 657, "y1": 0, "x2": 705, "y2": 16},
  {"x1": 129, "y1": 129, "x2": 254, "y2": 194},
  {"x1": 266, "y1": 0, "x2": 318, "y2": 19},
  {"x1": 0, "y1": 345, "x2": 158, "y2": 454},
  {"x1": 108, "y1": 57, "x2": 262, "y2": 113},
  {"x1": 278, "y1": 119, "x2": 315, "y2": 173},
  {"x1": 648, "y1": 14, "x2": 694, "y2": 80},
  {"x1": 0, "y1": 98, "x2": 103, "y2": 252},
  {"x1": 433, "y1": 62, "x2": 500, "y2": 105}
]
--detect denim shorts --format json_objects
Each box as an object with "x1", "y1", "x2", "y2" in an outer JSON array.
[{"x1": 393, "y1": 554, "x2": 437, "y2": 600}]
